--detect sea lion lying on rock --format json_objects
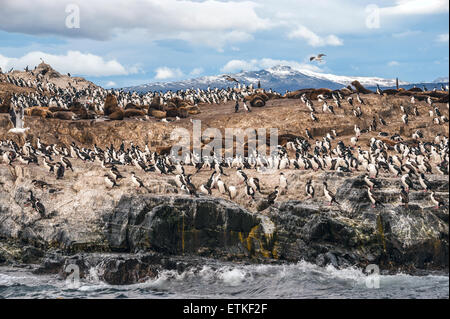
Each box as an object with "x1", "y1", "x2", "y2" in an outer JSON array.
[
  {"x1": 123, "y1": 108, "x2": 146, "y2": 118},
  {"x1": 186, "y1": 105, "x2": 201, "y2": 115},
  {"x1": 53, "y1": 111, "x2": 76, "y2": 120},
  {"x1": 166, "y1": 107, "x2": 188, "y2": 118},
  {"x1": 285, "y1": 88, "x2": 333, "y2": 100},
  {"x1": 149, "y1": 109, "x2": 166, "y2": 119},
  {"x1": 24, "y1": 107, "x2": 53, "y2": 118},
  {"x1": 109, "y1": 109, "x2": 124, "y2": 121},
  {"x1": 351, "y1": 81, "x2": 372, "y2": 94}
]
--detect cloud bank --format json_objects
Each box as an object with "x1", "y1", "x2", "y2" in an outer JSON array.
[{"x1": 0, "y1": 51, "x2": 136, "y2": 76}]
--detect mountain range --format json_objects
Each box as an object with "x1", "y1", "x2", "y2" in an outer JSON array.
[{"x1": 123, "y1": 65, "x2": 446, "y2": 93}]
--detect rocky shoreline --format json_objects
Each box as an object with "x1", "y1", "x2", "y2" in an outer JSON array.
[{"x1": 1, "y1": 173, "x2": 448, "y2": 285}]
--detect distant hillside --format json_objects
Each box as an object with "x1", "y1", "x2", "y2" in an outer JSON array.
[
  {"x1": 434, "y1": 77, "x2": 449, "y2": 83},
  {"x1": 123, "y1": 66, "x2": 408, "y2": 93}
]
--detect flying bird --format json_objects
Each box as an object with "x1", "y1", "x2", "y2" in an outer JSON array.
[
  {"x1": 310, "y1": 54, "x2": 326, "y2": 62},
  {"x1": 223, "y1": 75, "x2": 239, "y2": 83}
]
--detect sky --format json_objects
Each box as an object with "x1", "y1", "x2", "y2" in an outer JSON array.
[{"x1": 0, "y1": 0, "x2": 448, "y2": 88}]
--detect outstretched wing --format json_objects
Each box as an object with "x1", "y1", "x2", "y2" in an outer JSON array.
[
  {"x1": 9, "y1": 106, "x2": 17, "y2": 128},
  {"x1": 225, "y1": 75, "x2": 239, "y2": 83},
  {"x1": 310, "y1": 56, "x2": 316, "y2": 61},
  {"x1": 318, "y1": 54, "x2": 326, "y2": 58}
]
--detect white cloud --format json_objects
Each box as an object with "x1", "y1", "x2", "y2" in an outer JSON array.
[
  {"x1": 189, "y1": 68, "x2": 204, "y2": 77},
  {"x1": 261, "y1": 0, "x2": 448, "y2": 36},
  {"x1": 1, "y1": 0, "x2": 447, "y2": 54},
  {"x1": 0, "y1": 51, "x2": 135, "y2": 76},
  {"x1": 287, "y1": 26, "x2": 343, "y2": 47},
  {"x1": 176, "y1": 30, "x2": 253, "y2": 51},
  {"x1": 437, "y1": 33, "x2": 449, "y2": 43},
  {"x1": 221, "y1": 58, "x2": 323, "y2": 73},
  {"x1": 0, "y1": 0, "x2": 269, "y2": 50},
  {"x1": 388, "y1": 61, "x2": 400, "y2": 67},
  {"x1": 380, "y1": 0, "x2": 449, "y2": 16},
  {"x1": 154, "y1": 67, "x2": 184, "y2": 80},
  {"x1": 105, "y1": 81, "x2": 116, "y2": 87}
]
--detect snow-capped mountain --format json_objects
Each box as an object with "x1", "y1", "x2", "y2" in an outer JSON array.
[
  {"x1": 123, "y1": 66, "x2": 409, "y2": 93},
  {"x1": 433, "y1": 77, "x2": 449, "y2": 83}
]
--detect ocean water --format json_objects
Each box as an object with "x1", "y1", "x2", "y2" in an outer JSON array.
[{"x1": 0, "y1": 261, "x2": 448, "y2": 299}]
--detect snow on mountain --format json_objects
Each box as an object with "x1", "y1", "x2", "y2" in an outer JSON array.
[
  {"x1": 123, "y1": 65, "x2": 410, "y2": 93},
  {"x1": 433, "y1": 77, "x2": 449, "y2": 83},
  {"x1": 299, "y1": 69, "x2": 409, "y2": 87}
]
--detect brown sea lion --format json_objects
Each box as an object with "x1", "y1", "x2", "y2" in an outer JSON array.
[
  {"x1": 109, "y1": 109, "x2": 124, "y2": 121},
  {"x1": 53, "y1": 111, "x2": 76, "y2": 120},
  {"x1": 123, "y1": 108, "x2": 146, "y2": 118}
]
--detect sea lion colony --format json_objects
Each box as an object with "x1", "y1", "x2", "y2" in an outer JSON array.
[
  {"x1": 0, "y1": 63, "x2": 279, "y2": 122},
  {"x1": 0, "y1": 63, "x2": 448, "y2": 214}
]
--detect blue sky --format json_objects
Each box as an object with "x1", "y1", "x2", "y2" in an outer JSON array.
[{"x1": 0, "y1": 0, "x2": 448, "y2": 88}]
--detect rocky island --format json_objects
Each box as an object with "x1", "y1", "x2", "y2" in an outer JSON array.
[{"x1": 0, "y1": 63, "x2": 448, "y2": 286}]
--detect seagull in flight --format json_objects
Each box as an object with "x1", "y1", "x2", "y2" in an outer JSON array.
[
  {"x1": 310, "y1": 54, "x2": 326, "y2": 62},
  {"x1": 8, "y1": 104, "x2": 29, "y2": 134},
  {"x1": 223, "y1": 75, "x2": 239, "y2": 83}
]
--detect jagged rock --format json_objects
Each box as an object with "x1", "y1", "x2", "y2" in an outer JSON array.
[{"x1": 0, "y1": 164, "x2": 448, "y2": 284}]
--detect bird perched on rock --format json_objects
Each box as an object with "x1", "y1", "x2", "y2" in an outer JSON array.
[
  {"x1": 104, "y1": 174, "x2": 119, "y2": 188},
  {"x1": 236, "y1": 168, "x2": 248, "y2": 184},
  {"x1": 27, "y1": 190, "x2": 45, "y2": 217},
  {"x1": 419, "y1": 173, "x2": 432, "y2": 192},
  {"x1": 56, "y1": 163, "x2": 65, "y2": 180},
  {"x1": 305, "y1": 179, "x2": 315, "y2": 199},
  {"x1": 401, "y1": 174, "x2": 415, "y2": 192},
  {"x1": 110, "y1": 166, "x2": 125, "y2": 181},
  {"x1": 364, "y1": 174, "x2": 380, "y2": 190},
  {"x1": 402, "y1": 114, "x2": 409, "y2": 125},
  {"x1": 430, "y1": 192, "x2": 444, "y2": 209},
  {"x1": 243, "y1": 101, "x2": 251, "y2": 113},
  {"x1": 185, "y1": 174, "x2": 199, "y2": 197},
  {"x1": 267, "y1": 187, "x2": 279, "y2": 205},
  {"x1": 279, "y1": 173, "x2": 288, "y2": 193},
  {"x1": 245, "y1": 182, "x2": 256, "y2": 200},
  {"x1": 200, "y1": 183, "x2": 212, "y2": 196},
  {"x1": 323, "y1": 182, "x2": 339, "y2": 206},
  {"x1": 227, "y1": 185, "x2": 238, "y2": 200},
  {"x1": 400, "y1": 186, "x2": 409, "y2": 209},
  {"x1": 131, "y1": 172, "x2": 150, "y2": 192},
  {"x1": 32, "y1": 179, "x2": 52, "y2": 190},
  {"x1": 249, "y1": 177, "x2": 261, "y2": 193},
  {"x1": 367, "y1": 187, "x2": 383, "y2": 208},
  {"x1": 61, "y1": 156, "x2": 74, "y2": 172}
]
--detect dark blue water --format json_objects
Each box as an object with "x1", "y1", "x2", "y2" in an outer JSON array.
[{"x1": 0, "y1": 261, "x2": 448, "y2": 299}]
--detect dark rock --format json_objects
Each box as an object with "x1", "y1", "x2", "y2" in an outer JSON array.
[
  {"x1": 105, "y1": 196, "x2": 259, "y2": 257},
  {"x1": 21, "y1": 246, "x2": 44, "y2": 264}
]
